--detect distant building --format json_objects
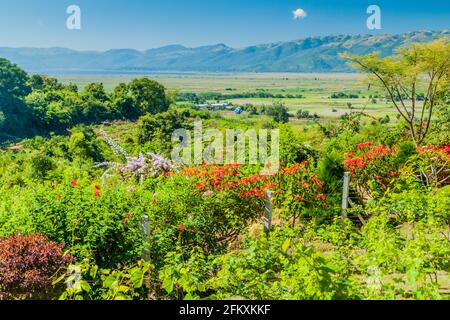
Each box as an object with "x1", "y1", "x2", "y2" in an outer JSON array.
[
  {"x1": 196, "y1": 102, "x2": 231, "y2": 111},
  {"x1": 234, "y1": 107, "x2": 243, "y2": 114}
]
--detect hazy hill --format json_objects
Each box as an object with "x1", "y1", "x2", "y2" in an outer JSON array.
[{"x1": 0, "y1": 30, "x2": 448, "y2": 74}]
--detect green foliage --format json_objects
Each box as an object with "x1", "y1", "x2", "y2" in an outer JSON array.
[
  {"x1": 68, "y1": 125, "x2": 104, "y2": 162},
  {"x1": 159, "y1": 247, "x2": 211, "y2": 300},
  {"x1": 56, "y1": 259, "x2": 151, "y2": 300},
  {"x1": 279, "y1": 124, "x2": 318, "y2": 165},
  {"x1": 137, "y1": 111, "x2": 191, "y2": 153},
  {"x1": 0, "y1": 58, "x2": 171, "y2": 140},
  {"x1": 30, "y1": 153, "x2": 56, "y2": 180},
  {"x1": 267, "y1": 102, "x2": 289, "y2": 124},
  {"x1": 209, "y1": 227, "x2": 360, "y2": 300},
  {"x1": 0, "y1": 179, "x2": 149, "y2": 268},
  {"x1": 128, "y1": 78, "x2": 169, "y2": 115}
]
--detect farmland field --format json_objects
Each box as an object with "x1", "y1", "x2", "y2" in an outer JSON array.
[{"x1": 56, "y1": 72, "x2": 397, "y2": 120}]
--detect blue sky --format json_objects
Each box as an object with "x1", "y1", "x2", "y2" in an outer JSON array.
[{"x1": 0, "y1": 0, "x2": 448, "y2": 50}]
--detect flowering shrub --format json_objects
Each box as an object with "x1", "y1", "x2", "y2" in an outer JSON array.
[
  {"x1": 0, "y1": 179, "x2": 151, "y2": 268},
  {"x1": 179, "y1": 162, "x2": 329, "y2": 222},
  {"x1": 0, "y1": 234, "x2": 72, "y2": 300},
  {"x1": 145, "y1": 162, "x2": 330, "y2": 276},
  {"x1": 344, "y1": 142, "x2": 450, "y2": 196},
  {"x1": 96, "y1": 153, "x2": 175, "y2": 183},
  {"x1": 415, "y1": 145, "x2": 450, "y2": 186},
  {"x1": 97, "y1": 131, "x2": 175, "y2": 182},
  {"x1": 344, "y1": 143, "x2": 402, "y2": 195},
  {"x1": 146, "y1": 168, "x2": 264, "y2": 265},
  {"x1": 273, "y1": 162, "x2": 330, "y2": 223}
]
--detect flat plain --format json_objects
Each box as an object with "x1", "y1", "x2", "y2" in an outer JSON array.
[{"x1": 56, "y1": 72, "x2": 398, "y2": 120}]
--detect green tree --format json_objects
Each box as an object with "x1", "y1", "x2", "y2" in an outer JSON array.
[
  {"x1": 83, "y1": 83, "x2": 109, "y2": 103},
  {"x1": 111, "y1": 83, "x2": 137, "y2": 119},
  {"x1": 268, "y1": 102, "x2": 290, "y2": 123},
  {"x1": 0, "y1": 58, "x2": 32, "y2": 136},
  {"x1": 343, "y1": 39, "x2": 450, "y2": 145},
  {"x1": 128, "y1": 78, "x2": 168, "y2": 115},
  {"x1": 0, "y1": 58, "x2": 30, "y2": 99}
]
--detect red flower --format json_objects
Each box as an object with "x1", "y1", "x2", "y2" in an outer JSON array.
[
  {"x1": 70, "y1": 180, "x2": 79, "y2": 187},
  {"x1": 152, "y1": 198, "x2": 157, "y2": 206},
  {"x1": 293, "y1": 195, "x2": 304, "y2": 202},
  {"x1": 357, "y1": 142, "x2": 372, "y2": 150},
  {"x1": 240, "y1": 188, "x2": 265, "y2": 199},
  {"x1": 94, "y1": 191, "x2": 101, "y2": 198},
  {"x1": 263, "y1": 183, "x2": 278, "y2": 190},
  {"x1": 179, "y1": 224, "x2": 186, "y2": 233},
  {"x1": 95, "y1": 184, "x2": 101, "y2": 191},
  {"x1": 196, "y1": 182, "x2": 206, "y2": 191},
  {"x1": 316, "y1": 194, "x2": 327, "y2": 200}
]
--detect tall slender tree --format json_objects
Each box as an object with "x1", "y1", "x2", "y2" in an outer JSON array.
[{"x1": 343, "y1": 39, "x2": 450, "y2": 146}]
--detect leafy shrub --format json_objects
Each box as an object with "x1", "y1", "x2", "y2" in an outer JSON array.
[
  {"x1": 30, "y1": 153, "x2": 56, "y2": 180},
  {"x1": 55, "y1": 259, "x2": 151, "y2": 300},
  {"x1": 209, "y1": 227, "x2": 361, "y2": 300},
  {"x1": 267, "y1": 102, "x2": 289, "y2": 123},
  {"x1": 367, "y1": 187, "x2": 450, "y2": 223},
  {"x1": 0, "y1": 179, "x2": 149, "y2": 268},
  {"x1": 159, "y1": 247, "x2": 212, "y2": 300},
  {"x1": 0, "y1": 234, "x2": 72, "y2": 300}
]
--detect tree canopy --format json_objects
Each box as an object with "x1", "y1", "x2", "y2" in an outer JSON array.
[
  {"x1": 0, "y1": 59, "x2": 171, "y2": 140},
  {"x1": 343, "y1": 38, "x2": 450, "y2": 145}
]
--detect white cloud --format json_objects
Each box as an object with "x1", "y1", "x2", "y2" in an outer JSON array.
[{"x1": 293, "y1": 8, "x2": 307, "y2": 20}]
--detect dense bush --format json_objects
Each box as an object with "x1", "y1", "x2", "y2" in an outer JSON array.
[
  {"x1": 208, "y1": 227, "x2": 360, "y2": 300},
  {"x1": 55, "y1": 259, "x2": 151, "y2": 300},
  {"x1": 0, "y1": 234, "x2": 72, "y2": 300},
  {"x1": 0, "y1": 179, "x2": 149, "y2": 268}
]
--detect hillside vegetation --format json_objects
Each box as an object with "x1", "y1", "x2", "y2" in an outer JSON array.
[{"x1": 0, "y1": 38, "x2": 448, "y2": 301}]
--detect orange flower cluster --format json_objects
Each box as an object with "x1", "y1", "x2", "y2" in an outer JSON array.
[
  {"x1": 417, "y1": 145, "x2": 450, "y2": 158},
  {"x1": 240, "y1": 188, "x2": 265, "y2": 199},
  {"x1": 344, "y1": 144, "x2": 397, "y2": 174},
  {"x1": 280, "y1": 161, "x2": 309, "y2": 175},
  {"x1": 357, "y1": 142, "x2": 373, "y2": 150},
  {"x1": 176, "y1": 162, "x2": 328, "y2": 204}
]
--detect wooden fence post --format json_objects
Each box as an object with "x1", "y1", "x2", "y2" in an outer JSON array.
[
  {"x1": 140, "y1": 215, "x2": 152, "y2": 299},
  {"x1": 141, "y1": 215, "x2": 151, "y2": 261},
  {"x1": 341, "y1": 172, "x2": 350, "y2": 219},
  {"x1": 264, "y1": 190, "x2": 273, "y2": 235}
]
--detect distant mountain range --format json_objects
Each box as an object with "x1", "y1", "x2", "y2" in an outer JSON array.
[{"x1": 0, "y1": 30, "x2": 448, "y2": 74}]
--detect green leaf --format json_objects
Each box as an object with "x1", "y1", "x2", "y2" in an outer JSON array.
[
  {"x1": 104, "y1": 275, "x2": 118, "y2": 289},
  {"x1": 131, "y1": 270, "x2": 145, "y2": 289},
  {"x1": 52, "y1": 273, "x2": 66, "y2": 286},
  {"x1": 282, "y1": 239, "x2": 291, "y2": 253},
  {"x1": 80, "y1": 280, "x2": 92, "y2": 292},
  {"x1": 90, "y1": 265, "x2": 99, "y2": 279},
  {"x1": 162, "y1": 277, "x2": 174, "y2": 294}
]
